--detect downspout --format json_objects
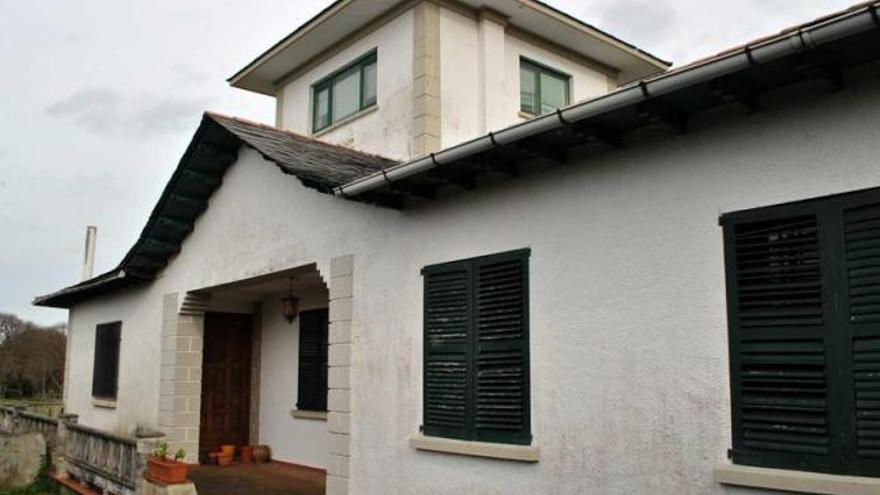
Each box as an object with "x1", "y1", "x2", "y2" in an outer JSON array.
[{"x1": 334, "y1": 2, "x2": 880, "y2": 198}]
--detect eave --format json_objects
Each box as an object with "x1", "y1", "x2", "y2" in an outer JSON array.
[
  {"x1": 333, "y1": 2, "x2": 880, "y2": 208},
  {"x1": 34, "y1": 113, "x2": 396, "y2": 309},
  {"x1": 228, "y1": 0, "x2": 670, "y2": 96}
]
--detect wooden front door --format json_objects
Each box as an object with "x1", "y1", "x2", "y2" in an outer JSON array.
[{"x1": 199, "y1": 312, "x2": 253, "y2": 462}]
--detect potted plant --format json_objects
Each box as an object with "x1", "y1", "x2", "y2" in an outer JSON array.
[
  {"x1": 240, "y1": 445, "x2": 254, "y2": 464},
  {"x1": 147, "y1": 442, "x2": 190, "y2": 484}
]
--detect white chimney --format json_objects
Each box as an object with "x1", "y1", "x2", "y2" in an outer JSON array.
[{"x1": 82, "y1": 226, "x2": 97, "y2": 281}]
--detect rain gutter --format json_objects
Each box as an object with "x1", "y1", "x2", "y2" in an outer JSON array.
[{"x1": 334, "y1": 2, "x2": 880, "y2": 198}]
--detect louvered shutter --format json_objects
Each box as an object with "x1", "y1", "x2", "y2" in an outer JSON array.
[
  {"x1": 840, "y1": 193, "x2": 880, "y2": 476},
  {"x1": 92, "y1": 322, "x2": 121, "y2": 400},
  {"x1": 422, "y1": 249, "x2": 531, "y2": 445},
  {"x1": 422, "y1": 260, "x2": 472, "y2": 440},
  {"x1": 297, "y1": 309, "x2": 329, "y2": 411},
  {"x1": 723, "y1": 212, "x2": 841, "y2": 473},
  {"x1": 473, "y1": 251, "x2": 531, "y2": 445}
]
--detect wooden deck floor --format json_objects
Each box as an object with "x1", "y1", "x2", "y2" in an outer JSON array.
[{"x1": 189, "y1": 462, "x2": 325, "y2": 495}]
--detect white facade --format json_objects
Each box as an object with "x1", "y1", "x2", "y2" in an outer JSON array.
[
  {"x1": 437, "y1": 7, "x2": 615, "y2": 148},
  {"x1": 277, "y1": 10, "x2": 415, "y2": 160},
  {"x1": 60, "y1": 56, "x2": 880, "y2": 494},
  {"x1": 258, "y1": 289, "x2": 331, "y2": 469},
  {"x1": 275, "y1": 2, "x2": 616, "y2": 161}
]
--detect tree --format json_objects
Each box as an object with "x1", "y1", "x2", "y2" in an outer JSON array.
[{"x1": 0, "y1": 313, "x2": 66, "y2": 399}]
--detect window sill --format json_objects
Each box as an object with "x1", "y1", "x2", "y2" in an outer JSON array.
[
  {"x1": 715, "y1": 464, "x2": 880, "y2": 495},
  {"x1": 92, "y1": 399, "x2": 117, "y2": 410},
  {"x1": 291, "y1": 409, "x2": 327, "y2": 421},
  {"x1": 409, "y1": 434, "x2": 539, "y2": 463},
  {"x1": 313, "y1": 105, "x2": 378, "y2": 138},
  {"x1": 518, "y1": 111, "x2": 538, "y2": 120}
]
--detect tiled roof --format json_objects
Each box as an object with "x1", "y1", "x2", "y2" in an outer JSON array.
[{"x1": 34, "y1": 112, "x2": 397, "y2": 308}]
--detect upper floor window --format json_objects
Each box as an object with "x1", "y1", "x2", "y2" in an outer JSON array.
[
  {"x1": 312, "y1": 51, "x2": 377, "y2": 133},
  {"x1": 92, "y1": 322, "x2": 121, "y2": 400},
  {"x1": 421, "y1": 249, "x2": 531, "y2": 446},
  {"x1": 520, "y1": 58, "x2": 570, "y2": 116},
  {"x1": 721, "y1": 187, "x2": 880, "y2": 477}
]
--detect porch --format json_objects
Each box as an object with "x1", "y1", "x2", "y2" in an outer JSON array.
[
  {"x1": 160, "y1": 256, "x2": 354, "y2": 495},
  {"x1": 188, "y1": 264, "x2": 331, "y2": 466},
  {"x1": 189, "y1": 462, "x2": 325, "y2": 495}
]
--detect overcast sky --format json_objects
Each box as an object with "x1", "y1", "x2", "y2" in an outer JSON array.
[{"x1": 0, "y1": 0, "x2": 857, "y2": 324}]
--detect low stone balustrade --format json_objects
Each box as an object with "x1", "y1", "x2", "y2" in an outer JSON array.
[{"x1": 0, "y1": 406, "x2": 166, "y2": 495}]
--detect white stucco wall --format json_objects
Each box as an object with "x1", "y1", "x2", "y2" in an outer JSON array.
[
  {"x1": 258, "y1": 289, "x2": 330, "y2": 469},
  {"x1": 62, "y1": 60, "x2": 880, "y2": 494},
  {"x1": 439, "y1": 6, "x2": 616, "y2": 147},
  {"x1": 277, "y1": 10, "x2": 415, "y2": 161},
  {"x1": 438, "y1": 7, "x2": 482, "y2": 148},
  {"x1": 64, "y1": 287, "x2": 161, "y2": 436},
  {"x1": 504, "y1": 32, "x2": 613, "y2": 117}
]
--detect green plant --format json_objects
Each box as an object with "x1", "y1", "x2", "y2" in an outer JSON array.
[
  {"x1": 173, "y1": 449, "x2": 186, "y2": 462},
  {"x1": 152, "y1": 442, "x2": 169, "y2": 459}
]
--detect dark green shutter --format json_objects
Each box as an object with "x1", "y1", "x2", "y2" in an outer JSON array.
[
  {"x1": 297, "y1": 309, "x2": 329, "y2": 411},
  {"x1": 423, "y1": 260, "x2": 472, "y2": 440},
  {"x1": 473, "y1": 252, "x2": 531, "y2": 445},
  {"x1": 723, "y1": 186, "x2": 880, "y2": 476},
  {"x1": 840, "y1": 195, "x2": 880, "y2": 475},
  {"x1": 92, "y1": 322, "x2": 121, "y2": 400},
  {"x1": 423, "y1": 249, "x2": 531, "y2": 445},
  {"x1": 723, "y1": 212, "x2": 839, "y2": 473}
]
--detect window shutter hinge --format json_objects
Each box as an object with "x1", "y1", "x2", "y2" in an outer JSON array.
[
  {"x1": 726, "y1": 448, "x2": 734, "y2": 460},
  {"x1": 419, "y1": 424, "x2": 424, "y2": 433}
]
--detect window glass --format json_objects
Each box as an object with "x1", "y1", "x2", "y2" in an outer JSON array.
[
  {"x1": 540, "y1": 72, "x2": 568, "y2": 114},
  {"x1": 312, "y1": 52, "x2": 377, "y2": 132},
  {"x1": 520, "y1": 64, "x2": 537, "y2": 113},
  {"x1": 520, "y1": 59, "x2": 570, "y2": 116},
  {"x1": 332, "y1": 66, "x2": 361, "y2": 122},
  {"x1": 313, "y1": 87, "x2": 330, "y2": 131},
  {"x1": 363, "y1": 61, "x2": 377, "y2": 107}
]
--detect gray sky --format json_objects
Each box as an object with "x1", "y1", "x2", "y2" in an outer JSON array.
[{"x1": 0, "y1": 0, "x2": 857, "y2": 324}]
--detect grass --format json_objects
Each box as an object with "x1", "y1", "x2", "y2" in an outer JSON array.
[{"x1": 0, "y1": 399, "x2": 62, "y2": 418}]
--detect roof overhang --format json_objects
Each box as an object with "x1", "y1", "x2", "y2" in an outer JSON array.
[
  {"x1": 228, "y1": 0, "x2": 670, "y2": 96},
  {"x1": 332, "y1": 2, "x2": 880, "y2": 208},
  {"x1": 34, "y1": 113, "x2": 395, "y2": 309}
]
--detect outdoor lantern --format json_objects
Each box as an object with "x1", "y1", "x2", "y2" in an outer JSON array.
[{"x1": 281, "y1": 277, "x2": 299, "y2": 324}]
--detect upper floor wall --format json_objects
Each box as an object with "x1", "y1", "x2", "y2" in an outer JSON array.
[
  {"x1": 276, "y1": 7, "x2": 415, "y2": 160},
  {"x1": 273, "y1": 1, "x2": 622, "y2": 161},
  {"x1": 438, "y1": 6, "x2": 616, "y2": 152}
]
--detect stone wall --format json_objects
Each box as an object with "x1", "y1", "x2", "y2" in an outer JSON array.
[{"x1": 0, "y1": 432, "x2": 46, "y2": 488}]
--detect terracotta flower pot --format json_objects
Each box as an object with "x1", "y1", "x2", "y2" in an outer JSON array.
[
  {"x1": 240, "y1": 446, "x2": 254, "y2": 464},
  {"x1": 252, "y1": 445, "x2": 270, "y2": 463},
  {"x1": 220, "y1": 444, "x2": 236, "y2": 457},
  {"x1": 218, "y1": 453, "x2": 233, "y2": 467},
  {"x1": 148, "y1": 457, "x2": 190, "y2": 484}
]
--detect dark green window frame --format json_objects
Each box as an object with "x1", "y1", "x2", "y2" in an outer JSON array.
[
  {"x1": 92, "y1": 321, "x2": 121, "y2": 401},
  {"x1": 312, "y1": 51, "x2": 378, "y2": 133},
  {"x1": 519, "y1": 58, "x2": 571, "y2": 116},
  {"x1": 721, "y1": 186, "x2": 880, "y2": 478},
  {"x1": 421, "y1": 248, "x2": 531, "y2": 446}
]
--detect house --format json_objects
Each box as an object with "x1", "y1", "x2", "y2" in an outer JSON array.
[{"x1": 33, "y1": 0, "x2": 880, "y2": 493}]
